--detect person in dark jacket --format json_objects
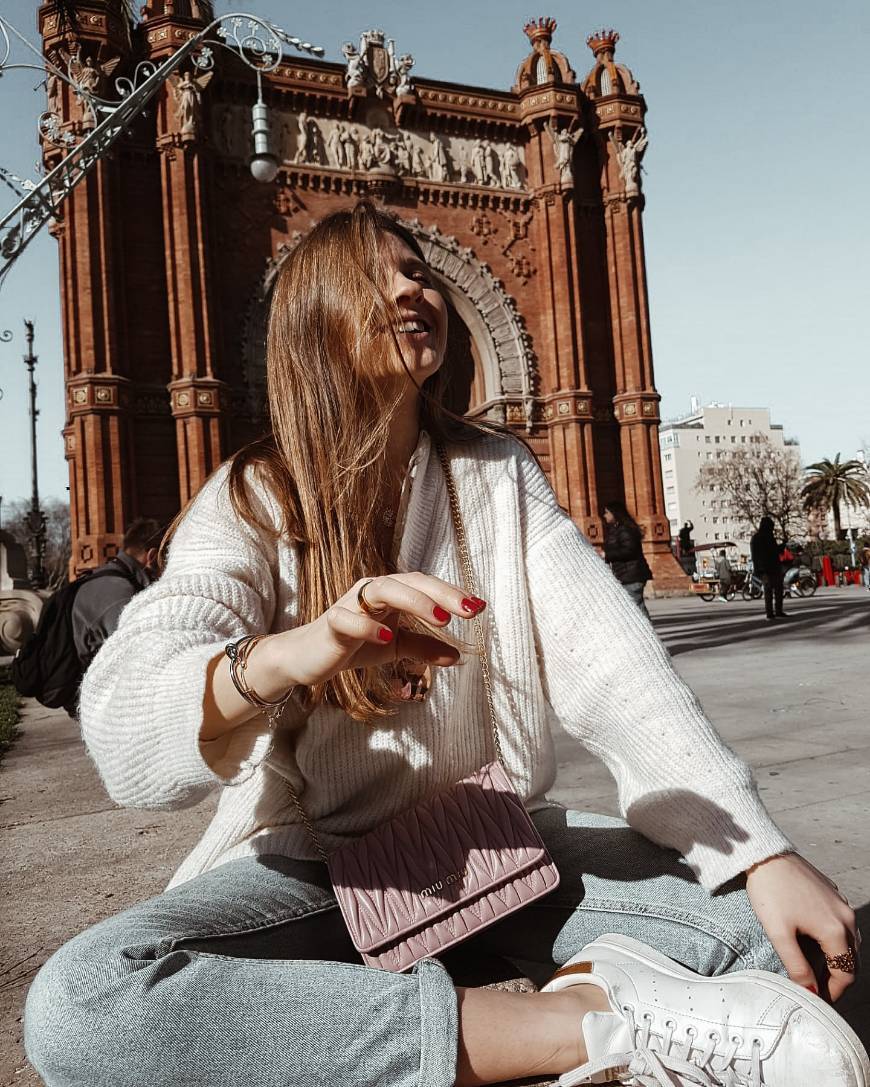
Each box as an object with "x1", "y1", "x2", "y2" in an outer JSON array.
[
  {"x1": 71, "y1": 518, "x2": 162, "y2": 668},
  {"x1": 677, "y1": 521, "x2": 697, "y2": 576},
  {"x1": 750, "y1": 515, "x2": 786, "y2": 620},
  {"x1": 603, "y1": 501, "x2": 653, "y2": 614}
]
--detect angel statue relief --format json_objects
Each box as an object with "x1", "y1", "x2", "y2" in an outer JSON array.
[
  {"x1": 544, "y1": 121, "x2": 583, "y2": 187},
  {"x1": 59, "y1": 43, "x2": 120, "y2": 118},
  {"x1": 170, "y1": 69, "x2": 214, "y2": 138},
  {"x1": 610, "y1": 127, "x2": 649, "y2": 196}
]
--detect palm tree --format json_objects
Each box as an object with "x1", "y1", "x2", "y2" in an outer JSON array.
[{"x1": 801, "y1": 454, "x2": 870, "y2": 539}]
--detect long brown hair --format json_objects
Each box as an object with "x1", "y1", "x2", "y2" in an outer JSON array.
[{"x1": 227, "y1": 200, "x2": 488, "y2": 720}]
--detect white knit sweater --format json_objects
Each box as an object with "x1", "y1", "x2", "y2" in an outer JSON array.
[{"x1": 79, "y1": 431, "x2": 792, "y2": 891}]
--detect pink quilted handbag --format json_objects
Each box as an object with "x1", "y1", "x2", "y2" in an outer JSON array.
[
  {"x1": 285, "y1": 445, "x2": 559, "y2": 972},
  {"x1": 329, "y1": 760, "x2": 560, "y2": 971}
]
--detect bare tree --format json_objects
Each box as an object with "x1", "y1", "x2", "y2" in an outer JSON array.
[
  {"x1": 3, "y1": 498, "x2": 71, "y2": 590},
  {"x1": 695, "y1": 434, "x2": 806, "y2": 540}
]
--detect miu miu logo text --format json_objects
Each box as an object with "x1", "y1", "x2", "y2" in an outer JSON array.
[{"x1": 419, "y1": 868, "x2": 468, "y2": 898}]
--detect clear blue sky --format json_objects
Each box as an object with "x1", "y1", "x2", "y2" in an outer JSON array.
[{"x1": 1, "y1": 0, "x2": 868, "y2": 506}]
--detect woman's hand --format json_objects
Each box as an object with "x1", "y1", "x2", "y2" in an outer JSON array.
[
  {"x1": 254, "y1": 572, "x2": 484, "y2": 695},
  {"x1": 746, "y1": 852, "x2": 859, "y2": 1001}
]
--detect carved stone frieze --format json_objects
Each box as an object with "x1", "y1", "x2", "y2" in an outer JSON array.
[{"x1": 214, "y1": 106, "x2": 527, "y2": 191}]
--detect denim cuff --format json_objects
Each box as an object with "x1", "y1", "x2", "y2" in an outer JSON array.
[{"x1": 415, "y1": 958, "x2": 458, "y2": 1087}]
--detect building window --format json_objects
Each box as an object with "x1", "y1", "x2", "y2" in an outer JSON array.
[
  {"x1": 706, "y1": 452, "x2": 713, "y2": 460},
  {"x1": 714, "y1": 436, "x2": 720, "y2": 444},
  {"x1": 714, "y1": 533, "x2": 720, "y2": 540},
  {"x1": 705, "y1": 436, "x2": 711, "y2": 444},
  {"x1": 731, "y1": 436, "x2": 736, "y2": 443},
  {"x1": 712, "y1": 517, "x2": 719, "y2": 524}
]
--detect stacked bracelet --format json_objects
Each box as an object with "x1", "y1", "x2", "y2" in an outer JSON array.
[{"x1": 225, "y1": 634, "x2": 292, "y2": 727}]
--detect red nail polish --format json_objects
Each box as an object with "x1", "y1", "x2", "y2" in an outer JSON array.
[
  {"x1": 471, "y1": 597, "x2": 487, "y2": 612},
  {"x1": 461, "y1": 598, "x2": 477, "y2": 613},
  {"x1": 433, "y1": 606, "x2": 450, "y2": 622},
  {"x1": 377, "y1": 627, "x2": 394, "y2": 643},
  {"x1": 806, "y1": 984, "x2": 818, "y2": 994}
]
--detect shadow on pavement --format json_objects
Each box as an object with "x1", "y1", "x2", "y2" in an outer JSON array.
[
  {"x1": 653, "y1": 598, "x2": 869, "y2": 658},
  {"x1": 650, "y1": 596, "x2": 858, "y2": 628}
]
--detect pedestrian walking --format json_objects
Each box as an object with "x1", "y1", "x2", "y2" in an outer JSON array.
[
  {"x1": 25, "y1": 202, "x2": 865, "y2": 1087},
  {"x1": 861, "y1": 545, "x2": 870, "y2": 592},
  {"x1": 714, "y1": 547, "x2": 732, "y2": 602},
  {"x1": 602, "y1": 500, "x2": 653, "y2": 615},
  {"x1": 750, "y1": 516, "x2": 787, "y2": 620}
]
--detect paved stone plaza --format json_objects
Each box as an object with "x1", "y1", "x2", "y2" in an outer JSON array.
[{"x1": 1, "y1": 586, "x2": 868, "y2": 1085}]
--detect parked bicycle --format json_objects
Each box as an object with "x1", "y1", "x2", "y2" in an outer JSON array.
[{"x1": 742, "y1": 567, "x2": 817, "y2": 601}]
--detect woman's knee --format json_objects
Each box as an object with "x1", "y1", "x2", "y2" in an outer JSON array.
[{"x1": 24, "y1": 927, "x2": 131, "y2": 1083}]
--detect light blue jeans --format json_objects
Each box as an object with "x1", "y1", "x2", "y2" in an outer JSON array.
[{"x1": 25, "y1": 808, "x2": 782, "y2": 1087}]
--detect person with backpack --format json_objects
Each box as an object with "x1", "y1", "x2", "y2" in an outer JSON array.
[
  {"x1": 12, "y1": 517, "x2": 161, "y2": 716},
  {"x1": 71, "y1": 518, "x2": 161, "y2": 672}
]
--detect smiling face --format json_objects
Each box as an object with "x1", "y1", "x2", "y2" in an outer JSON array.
[{"x1": 380, "y1": 232, "x2": 448, "y2": 385}]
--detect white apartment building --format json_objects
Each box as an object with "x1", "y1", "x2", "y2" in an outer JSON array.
[{"x1": 658, "y1": 401, "x2": 801, "y2": 565}]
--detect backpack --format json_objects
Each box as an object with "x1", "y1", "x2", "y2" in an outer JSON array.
[{"x1": 11, "y1": 561, "x2": 140, "y2": 711}]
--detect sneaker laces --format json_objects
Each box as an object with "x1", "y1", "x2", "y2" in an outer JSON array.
[{"x1": 558, "y1": 1004, "x2": 764, "y2": 1087}]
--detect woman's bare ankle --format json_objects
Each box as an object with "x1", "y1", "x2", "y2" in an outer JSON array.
[
  {"x1": 532, "y1": 986, "x2": 612, "y2": 1072},
  {"x1": 456, "y1": 984, "x2": 611, "y2": 1086}
]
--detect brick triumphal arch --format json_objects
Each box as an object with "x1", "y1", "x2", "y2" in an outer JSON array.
[{"x1": 39, "y1": 1, "x2": 686, "y2": 587}]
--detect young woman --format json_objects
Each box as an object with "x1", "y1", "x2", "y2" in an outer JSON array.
[
  {"x1": 25, "y1": 203, "x2": 865, "y2": 1087},
  {"x1": 602, "y1": 501, "x2": 652, "y2": 614}
]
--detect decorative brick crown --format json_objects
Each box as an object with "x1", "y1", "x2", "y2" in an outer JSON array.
[
  {"x1": 586, "y1": 28, "x2": 620, "y2": 56},
  {"x1": 524, "y1": 17, "x2": 557, "y2": 47}
]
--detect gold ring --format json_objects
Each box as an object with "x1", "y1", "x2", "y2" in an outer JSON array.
[
  {"x1": 825, "y1": 948, "x2": 857, "y2": 974},
  {"x1": 357, "y1": 579, "x2": 386, "y2": 618}
]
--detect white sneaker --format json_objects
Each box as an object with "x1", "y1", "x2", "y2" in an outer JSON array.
[{"x1": 544, "y1": 933, "x2": 869, "y2": 1086}]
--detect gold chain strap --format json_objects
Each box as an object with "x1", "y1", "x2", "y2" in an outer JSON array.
[
  {"x1": 283, "y1": 442, "x2": 502, "y2": 860},
  {"x1": 434, "y1": 442, "x2": 504, "y2": 765},
  {"x1": 285, "y1": 778, "x2": 330, "y2": 862}
]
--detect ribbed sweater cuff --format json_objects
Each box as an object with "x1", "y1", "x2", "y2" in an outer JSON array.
[{"x1": 674, "y1": 787, "x2": 794, "y2": 890}]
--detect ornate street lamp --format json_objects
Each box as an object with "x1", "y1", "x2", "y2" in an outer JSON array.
[
  {"x1": 0, "y1": 12, "x2": 323, "y2": 289},
  {"x1": 22, "y1": 320, "x2": 48, "y2": 588}
]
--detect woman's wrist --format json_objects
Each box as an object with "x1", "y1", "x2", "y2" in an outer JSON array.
[
  {"x1": 242, "y1": 629, "x2": 300, "y2": 703},
  {"x1": 745, "y1": 851, "x2": 794, "y2": 878},
  {"x1": 200, "y1": 631, "x2": 298, "y2": 745}
]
